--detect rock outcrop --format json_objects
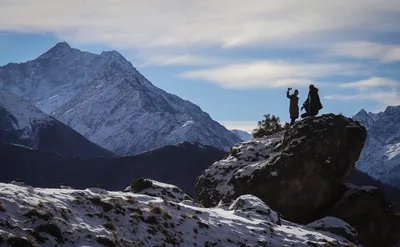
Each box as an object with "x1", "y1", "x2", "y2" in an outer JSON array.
[
  {"x1": 196, "y1": 114, "x2": 400, "y2": 247},
  {"x1": 327, "y1": 184, "x2": 400, "y2": 247},
  {"x1": 307, "y1": 216, "x2": 358, "y2": 243},
  {"x1": 196, "y1": 114, "x2": 367, "y2": 221}
]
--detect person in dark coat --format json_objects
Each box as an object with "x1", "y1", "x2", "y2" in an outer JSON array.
[
  {"x1": 301, "y1": 84, "x2": 323, "y2": 118},
  {"x1": 286, "y1": 88, "x2": 299, "y2": 125}
]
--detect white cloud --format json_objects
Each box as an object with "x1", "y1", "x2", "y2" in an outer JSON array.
[
  {"x1": 0, "y1": 0, "x2": 399, "y2": 50},
  {"x1": 338, "y1": 77, "x2": 399, "y2": 88},
  {"x1": 219, "y1": 121, "x2": 257, "y2": 133},
  {"x1": 180, "y1": 60, "x2": 364, "y2": 89},
  {"x1": 137, "y1": 53, "x2": 233, "y2": 67},
  {"x1": 328, "y1": 41, "x2": 400, "y2": 62},
  {"x1": 325, "y1": 91, "x2": 400, "y2": 106}
]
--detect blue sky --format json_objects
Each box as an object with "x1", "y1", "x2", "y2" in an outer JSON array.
[{"x1": 1, "y1": 1, "x2": 400, "y2": 132}]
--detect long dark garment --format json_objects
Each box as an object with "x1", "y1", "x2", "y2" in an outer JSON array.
[
  {"x1": 301, "y1": 87, "x2": 322, "y2": 118},
  {"x1": 287, "y1": 91, "x2": 299, "y2": 125}
]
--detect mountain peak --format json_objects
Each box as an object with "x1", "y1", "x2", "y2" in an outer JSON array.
[
  {"x1": 38, "y1": 41, "x2": 73, "y2": 59},
  {"x1": 352, "y1": 109, "x2": 375, "y2": 129},
  {"x1": 384, "y1": 105, "x2": 400, "y2": 114},
  {"x1": 354, "y1": 109, "x2": 368, "y2": 116},
  {"x1": 54, "y1": 41, "x2": 71, "y2": 50}
]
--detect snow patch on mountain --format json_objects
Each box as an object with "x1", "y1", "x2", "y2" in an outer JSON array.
[{"x1": 0, "y1": 182, "x2": 359, "y2": 247}]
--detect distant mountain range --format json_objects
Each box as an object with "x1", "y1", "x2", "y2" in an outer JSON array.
[
  {"x1": 230, "y1": 129, "x2": 252, "y2": 141},
  {"x1": 0, "y1": 42, "x2": 241, "y2": 155},
  {"x1": 0, "y1": 90, "x2": 112, "y2": 157},
  {"x1": 353, "y1": 106, "x2": 400, "y2": 188}
]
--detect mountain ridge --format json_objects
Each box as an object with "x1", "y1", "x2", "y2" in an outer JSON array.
[
  {"x1": 0, "y1": 90, "x2": 113, "y2": 157},
  {"x1": 353, "y1": 105, "x2": 400, "y2": 188},
  {"x1": 0, "y1": 42, "x2": 241, "y2": 155}
]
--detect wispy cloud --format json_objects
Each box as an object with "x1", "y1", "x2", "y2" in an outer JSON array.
[
  {"x1": 138, "y1": 53, "x2": 233, "y2": 67},
  {"x1": 180, "y1": 60, "x2": 365, "y2": 89},
  {"x1": 325, "y1": 91, "x2": 400, "y2": 106},
  {"x1": 338, "y1": 77, "x2": 399, "y2": 88},
  {"x1": 328, "y1": 41, "x2": 400, "y2": 62},
  {"x1": 0, "y1": 0, "x2": 399, "y2": 49}
]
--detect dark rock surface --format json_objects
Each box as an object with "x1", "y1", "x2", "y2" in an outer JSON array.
[{"x1": 327, "y1": 185, "x2": 400, "y2": 247}]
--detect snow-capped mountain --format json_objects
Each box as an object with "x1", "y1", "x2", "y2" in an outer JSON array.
[
  {"x1": 230, "y1": 129, "x2": 252, "y2": 141},
  {"x1": 0, "y1": 42, "x2": 241, "y2": 155},
  {"x1": 0, "y1": 90, "x2": 112, "y2": 157},
  {"x1": 353, "y1": 106, "x2": 400, "y2": 187}
]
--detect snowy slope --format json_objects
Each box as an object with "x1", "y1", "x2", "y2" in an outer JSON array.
[
  {"x1": 0, "y1": 181, "x2": 359, "y2": 247},
  {"x1": 0, "y1": 90, "x2": 113, "y2": 157},
  {"x1": 230, "y1": 129, "x2": 252, "y2": 141},
  {"x1": 353, "y1": 106, "x2": 400, "y2": 187},
  {"x1": 0, "y1": 42, "x2": 241, "y2": 155},
  {"x1": 0, "y1": 90, "x2": 51, "y2": 139}
]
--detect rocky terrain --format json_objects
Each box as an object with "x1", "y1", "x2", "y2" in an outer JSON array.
[
  {"x1": 196, "y1": 114, "x2": 400, "y2": 247},
  {"x1": 0, "y1": 180, "x2": 358, "y2": 247},
  {"x1": 1, "y1": 113, "x2": 399, "y2": 247}
]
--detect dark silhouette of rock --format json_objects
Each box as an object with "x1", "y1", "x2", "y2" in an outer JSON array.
[
  {"x1": 327, "y1": 185, "x2": 400, "y2": 247},
  {"x1": 196, "y1": 114, "x2": 367, "y2": 222},
  {"x1": 348, "y1": 169, "x2": 400, "y2": 211}
]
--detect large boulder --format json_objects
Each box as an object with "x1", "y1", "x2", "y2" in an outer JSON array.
[
  {"x1": 306, "y1": 216, "x2": 358, "y2": 243},
  {"x1": 228, "y1": 194, "x2": 281, "y2": 225},
  {"x1": 327, "y1": 184, "x2": 400, "y2": 247},
  {"x1": 196, "y1": 114, "x2": 367, "y2": 222}
]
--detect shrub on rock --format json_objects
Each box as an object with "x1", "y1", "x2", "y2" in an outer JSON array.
[
  {"x1": 130, "y1": 178, "x2": 152, "y2": 192},
  {"x1": 127, "y1": 179, "x2": 194, "y2": 203}
]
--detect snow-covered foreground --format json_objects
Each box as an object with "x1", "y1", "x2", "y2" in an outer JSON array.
[{"x1": 0, "y1": 181, "x2": 358, "y2": 247}]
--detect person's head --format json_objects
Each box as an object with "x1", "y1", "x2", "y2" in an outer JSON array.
[
  {"x1": 294, "y1": 89, "x2": 299, "y2": 96},
  {"x1": 309, "y1": 84, "x2": 315, "y2": 90}
]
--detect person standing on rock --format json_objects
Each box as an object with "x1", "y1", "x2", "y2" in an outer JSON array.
[
  {"x1": 301, "y1": 84, "x2": 323, "y2": 118},
  {"x1": 286, "y1": 88, "x2": 299, "y2": 125}
]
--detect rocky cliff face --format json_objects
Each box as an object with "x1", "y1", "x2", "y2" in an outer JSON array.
[{"x1": 196, "y1": 114, "x2": 400, "y2": 247}]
